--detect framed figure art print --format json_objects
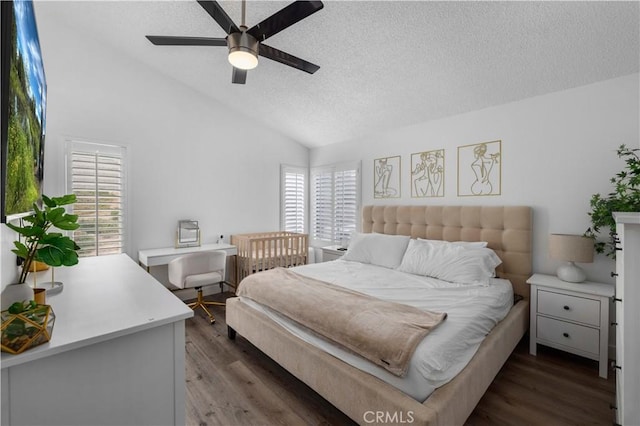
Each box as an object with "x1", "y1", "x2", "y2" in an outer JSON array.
[
  {"x1": 411, "y1": 149, "x2": 444, "y2": 198},
  {"x1": 374, "y1": 155, "x2": 400, "y2": 199},
  {"x1": 457, "y1": 140, "x2": 501, "y2": 196}
]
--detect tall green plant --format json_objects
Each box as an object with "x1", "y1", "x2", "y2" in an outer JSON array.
[
  {"x1": 5, "y1": 194, "x2": 81, "y2": 284},
  {"x1": 584, "y1": 145, "x2": 640, "y2": 257}
]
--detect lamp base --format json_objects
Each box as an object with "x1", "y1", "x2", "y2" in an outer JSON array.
[{"x1": 556, "y1": 262, "x2": 586, "y2": 283}]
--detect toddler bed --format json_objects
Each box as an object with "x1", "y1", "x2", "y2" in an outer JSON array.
[
  {"x1": 227, "y1": 205, "x2": 532, "y2": 425},
  {"x1": 230, "y1": 231, "x2": 308, "y2": 282}
]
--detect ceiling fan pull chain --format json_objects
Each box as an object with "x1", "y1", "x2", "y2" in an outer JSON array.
[{"x1": 241, "y1": 0, "x2": 246, "y2": 27}]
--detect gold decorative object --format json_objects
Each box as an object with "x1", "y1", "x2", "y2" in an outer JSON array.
[
  {"x1": 411, "y1": 149, "x2": 445, "y2": 198},
  {"x1": 374, "y1": 155, "x2": 401, "y2": 199},
  {"x1": 1, "y1": 304, "x2": 55, "y2": 355},
  {"x1": 33, "y1": 288, "x2": 46, "y2": 305},
  {"x1": 32, "y1": 261, "x2": 50, "y2": 271},
  {"x1": 457, "y1": 140, "x2": 502, "y2": 197}
]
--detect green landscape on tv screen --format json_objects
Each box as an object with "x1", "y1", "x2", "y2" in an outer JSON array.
[{"x1": 4, "y1": 0, "x2": 46, "y2": 220}]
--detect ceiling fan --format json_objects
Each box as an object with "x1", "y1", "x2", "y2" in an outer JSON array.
[{"x1": 146, "y1": 0, "x2": 324, "y2": 84}]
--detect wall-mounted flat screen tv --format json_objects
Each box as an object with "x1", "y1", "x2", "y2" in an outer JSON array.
[{"x1": 1, "y1": 0, "x2": 47, "y2": 223}]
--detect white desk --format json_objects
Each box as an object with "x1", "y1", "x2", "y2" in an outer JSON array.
[
  {"x1": 138, "y1": 243, "x2": 237, "y2": 271},
  {"x1": 1, "y1": 254, "x2": 193, "y2": 426}
]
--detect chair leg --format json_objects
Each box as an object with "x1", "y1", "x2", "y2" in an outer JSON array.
[
  {"x1": 199, "y1": 304, "x2": 216, "y2": 324},
  {"x1": 188, "y1": 286, "x2": 225, "y2": 324}
]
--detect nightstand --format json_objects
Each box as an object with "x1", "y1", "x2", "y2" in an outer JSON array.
[
  {"x1": 321, "y1": 245, "x2": 347, "y2": 262},
  {"x1": 527, "y1": 273, "x2": 614, "y2": 378}
]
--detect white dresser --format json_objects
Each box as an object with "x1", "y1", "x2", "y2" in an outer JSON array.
[
  {"x1": 613, "y1": 212, "x2": 640, "y2": 426},
  {"x1": 1, "y1": 254, "x2": 193, "y2": 426},
  {"x1": 527, "y1": 273, "x2": 613, "y2": 378}
]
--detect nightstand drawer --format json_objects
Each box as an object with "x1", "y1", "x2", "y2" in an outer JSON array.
[
  {"x1": 537, "y1": 290, "x2": 600, "y2": 326},
  {"x1": 321, "y1": 245, "x2": 346, "y2": 262},
  {"x1": 322, "y1": 251, "x2": 343, "y2": 262},
  {"x1": 537, "y1": 316, "x2": 600, "y2": 355}
]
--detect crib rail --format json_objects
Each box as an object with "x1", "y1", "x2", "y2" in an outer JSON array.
[{"x1": 231, "y1": 232, "x2": 308, "y2": 282}]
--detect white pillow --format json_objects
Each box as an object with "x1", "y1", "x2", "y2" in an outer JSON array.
[
  {"x1": 418, "y1": 238, "x2": 488, "y2": 248},
  {"x1": 342, "y1": 232, "x2": 410, "y2": 269},
  {"x1": 397, "y1": 239, "x2": 501, "y2": 284}
]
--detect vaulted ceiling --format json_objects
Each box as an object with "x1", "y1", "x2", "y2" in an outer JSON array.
[{"x1": 35, "y1": 1, "x2": 639, "y2": 148}]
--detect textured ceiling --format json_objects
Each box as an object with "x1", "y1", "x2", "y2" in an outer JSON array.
[{"x1": 35, "y1": 1, "x2": 639, "y2": 148}]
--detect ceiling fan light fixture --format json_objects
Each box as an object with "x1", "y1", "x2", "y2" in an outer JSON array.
[
  {"x1": 227, "y1": 31, "x2": 259, "y2": 70},
  {"x1": 228, "y1": 50, "x2": 258, "y2": 70}
]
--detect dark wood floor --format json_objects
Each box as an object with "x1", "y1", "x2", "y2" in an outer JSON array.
[{"x1": 185, "y1": 293, "x2": 615, "y2": 426}]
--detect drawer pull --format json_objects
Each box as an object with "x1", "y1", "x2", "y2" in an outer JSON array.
[
  {"x1": 562, "y1": 332, "x2": 570, "y2": 338},
  {"x1": 611, "y1": 322, "x2": 618, "y2": 326},
  {"x1": 563, "y1": 305, "x2": 570, "y2": 310},
  {"x1": 611, "y1": 271, "x2": 618, "y2": 278}
]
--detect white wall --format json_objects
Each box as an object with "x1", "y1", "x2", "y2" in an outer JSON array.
[
  {"x1": 311, "y1": 74, "x2": 640, "y2": 285},
  {"x1": 2, "y1": 10, "x2": 637, "y2": 290},
  {"x1": 1, "y1": 10, "x2": 308, "y2": 289}
]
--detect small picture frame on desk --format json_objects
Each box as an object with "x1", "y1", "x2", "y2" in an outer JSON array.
[{"x1": 176, "y1": 220, "x2": 200, "y2": 248}]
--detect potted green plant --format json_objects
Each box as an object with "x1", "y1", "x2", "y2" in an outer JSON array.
[
  {"x1": 1, "y1": 194, "x2": 79, "y2": 351},
  {"x1": 5, "y1": 194, "x2": 81, "y2": 284},
  {"x1": 584, "y1": 145, "x2": 640, "y2": 257}
]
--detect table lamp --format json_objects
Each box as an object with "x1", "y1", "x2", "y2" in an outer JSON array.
[{"x1": 548, "y1": 234, "x2": 594, "y2": 283}]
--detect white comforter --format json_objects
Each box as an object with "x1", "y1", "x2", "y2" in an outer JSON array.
[{"x1": 238, "y1": 259, "x2": 513, "y2": 401}]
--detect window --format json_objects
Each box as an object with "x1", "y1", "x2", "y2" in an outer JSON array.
[
  {"x1": 66, "y1": 141, "x2": 126, "y2": 257},
  {"x1": 280, "y1": 165, "x2": 306, "y2": 233},
  {"x1": 311, "y1": 161, "x2": 360, "y2": 244}
]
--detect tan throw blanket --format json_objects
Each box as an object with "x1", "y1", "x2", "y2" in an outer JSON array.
[{"x1": 236, "y1": 267, "x2": 447, "y2": 377}]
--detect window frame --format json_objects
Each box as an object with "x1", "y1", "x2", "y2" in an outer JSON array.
[
  {"x1": 310, "y1": 161, "x2": 361, "y2": 246},
  {"x1": 280, "y1": 164, "x2": 308, "y2": 234},
  {"x1": 65, "y1": 140, "x2": 128, "y2": 257}
]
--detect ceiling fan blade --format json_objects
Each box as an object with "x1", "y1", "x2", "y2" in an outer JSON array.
[
  {"x1": 197, "y1": 0, "x2": 239, "y2": 34},
  {"x1": 146, "y1": 36, "x2": 227, "y2": 47},
  {"x1": 232, "y1": 67, "x2": 247, "y2": 84},
  {"x1": 259, "y1": 44, "x2": 320, "y2": 74},
  {"x1": 247, "y1": 1, "x2": 324, "y2": 42}
]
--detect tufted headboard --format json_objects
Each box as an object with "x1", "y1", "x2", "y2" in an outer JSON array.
[{"x1": 361, "y1": 205, "x2": 533, "y2": 298}]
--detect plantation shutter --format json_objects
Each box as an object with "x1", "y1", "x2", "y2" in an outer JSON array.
[
  {"x1": 280, "y1": 165, "x2": 306, "y2": 234},
  {"x1": 311, "y1": 167, "x2": 334, "y2": 242},
  {"x1": 67, "y1": 141, "x2": 126, "y2": 257},
  {"x1": 311, "y1": 162, "x2": 360, "y2": 244},
  {"x1": 334, "y1": 167, "x2": 358, "y2": 242}
]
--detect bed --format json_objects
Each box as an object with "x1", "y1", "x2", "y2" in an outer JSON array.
[
  {"x1": 230, "y1": 231, "x2": 308, "y2": 282},
  {"x1": 226, "y1": 205, "x2": 532, "y2": 425}
]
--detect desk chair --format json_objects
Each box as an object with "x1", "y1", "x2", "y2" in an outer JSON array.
[{"x1": 168, "y1": 251, "x2": 226, "y2": 324}]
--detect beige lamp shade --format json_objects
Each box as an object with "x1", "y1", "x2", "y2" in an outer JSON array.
[{"x1": 548, "y1": 234, "x2": 594, "y2": 263}]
